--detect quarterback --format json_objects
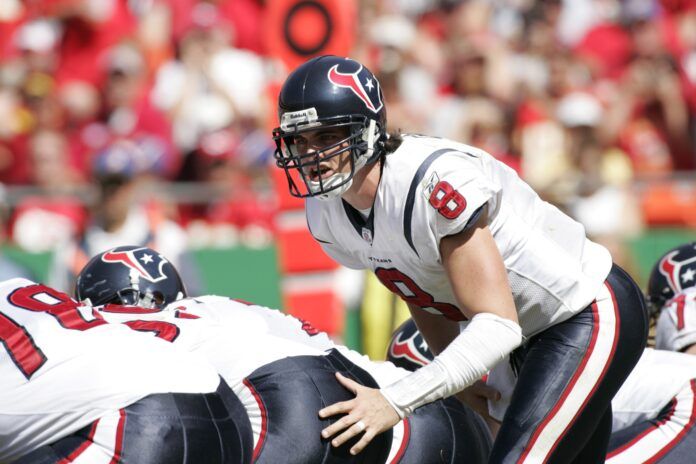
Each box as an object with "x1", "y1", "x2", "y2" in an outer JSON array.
[{"x1": 272, "y1": 55, "x2": 648, "y2": 462}]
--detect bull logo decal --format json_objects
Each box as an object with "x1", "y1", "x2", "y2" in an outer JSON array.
[
  {"x1": 102, "y1": 247, "x2": 168, "y2": 283},
  {"x1": 389, "y1": 330, "x2": 431, "y2": 367},
  {"x1": 659, "y1": 251, "x2": 696, "y2": 294},
  {"x1": 327, "y1": 62, "x2": 383, "y2": 114}
]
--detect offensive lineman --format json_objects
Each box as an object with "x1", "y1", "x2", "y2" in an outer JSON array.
[
  {"x1": 388, "y1": 318, "x2": 696, "y2": 463},
  {"x1": 0, "y1": 278, "x2": 246, "y2": 463},
  {"x1": 648, "y1": 242, "x2": 696, "y2": 353},
  {"x1": 271, "y1": 55, "x2": 648, "y2": 462},
  {"x1": 75, "y1": 246, "x2": 493, "y2": 464}
]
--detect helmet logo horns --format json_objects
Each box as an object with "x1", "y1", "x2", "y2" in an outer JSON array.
[
  {"x1": 389, "y1": 330, "x2": 431, "y2": 367},
  {"x1": 659, "y1": 251, "x2": 696, "y2": 295},
  {"x1": 102, "y1": 248, "x2": 168, "y2": 283},
  {"x1": 327, "y1": 63, "x2": 383, "y2": 114}
]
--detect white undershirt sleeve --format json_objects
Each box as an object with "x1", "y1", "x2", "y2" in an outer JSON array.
[{"x1": 381, "y1": 312, "x2": 522, "y2": 417}]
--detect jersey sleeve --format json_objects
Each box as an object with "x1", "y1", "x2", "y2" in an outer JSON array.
[
  {"x1": 655, "y1": 292, "x2": 696, "y2": 352},
  {"x1": 420, "y1": 152, "x2": 501, "y2": 242}
]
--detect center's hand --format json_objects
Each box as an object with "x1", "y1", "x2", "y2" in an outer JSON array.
[{"x1": 318, "y1": 372, "x2": 400, "y2": 455}]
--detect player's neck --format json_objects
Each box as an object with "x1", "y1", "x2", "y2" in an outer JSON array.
[{"x1": 342, "y1": 161, "x2": 380, "y2": 210}]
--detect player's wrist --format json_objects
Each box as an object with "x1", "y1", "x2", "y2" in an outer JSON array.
[
  {"x1": 380, "y1": 389, "x2": 406, "y2": 419},
  {"x1": 382, "y1": 313, "x2": 522, "y2": 414},
  {"x1": 381, "y1": 360, "x2": 451, "y2": 416}
]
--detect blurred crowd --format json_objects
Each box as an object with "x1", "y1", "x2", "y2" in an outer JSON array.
[
  {"x1": 356, "y1": 0, "x2": 696, "y2": 271},
  {"x1": 1, "y1": 0, "x2": 695, "y2": 291},
  {"x1": 0, "y1": 0, "x2": 277, "y2": 289}
]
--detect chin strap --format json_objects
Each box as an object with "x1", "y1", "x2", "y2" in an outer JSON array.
[
  {"x1": 357, "y1": 119, "x2": 383, "y2": 171},
  {"x1": 362, "y1": 119, "x2": 377, "y2": 161}
]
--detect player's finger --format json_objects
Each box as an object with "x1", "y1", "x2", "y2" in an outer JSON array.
[
  {"x1": 321, "y1": 414, "x2": 355, "y2": 438},
  {"x1": 335, "y1": 372, "x2": 360, "y2": 393},
  {"x1": 350, "y1": 429, "x2": 376, "y2": 455},
  {"x1": 330, "y1": 420, "x2": 366, "y2": 447},
  {"x1": 319, "y1": 399, "x2": 354, "y2": 419}
]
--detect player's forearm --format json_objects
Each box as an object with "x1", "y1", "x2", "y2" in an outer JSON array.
[{"x1": 381, "y1": 312, "x2": 522, "y2": 417}]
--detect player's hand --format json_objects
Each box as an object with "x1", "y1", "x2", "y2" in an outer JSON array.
[
  {"x1": 456, "y1": 380, "x2": 501, "y2": 419},
  {"x1": 318, "y1": 372, "x2": 400, "y2": 455}
]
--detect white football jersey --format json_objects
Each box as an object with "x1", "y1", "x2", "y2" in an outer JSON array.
[
  {"x1": 611, "y1": 348, "x2": 696, "y2": 431},
  {"x1": 96, "y1": 295, "x2": 412, "y2": 458},
  {"x1": 0, "y1": 278, "x2": 220, "y2": 462},
  {"x1": 655, "y1": 287, "x2": 696, "y2": 352},
  {"x1": 486, "y1": 348, "x2": 696, "y2": 432},
  {"x1": 306, "y1": 135, "x2": 612, "y2": 336},
  {"x1": 96, "y1": 295, "x2": 407, "y2": 388}
]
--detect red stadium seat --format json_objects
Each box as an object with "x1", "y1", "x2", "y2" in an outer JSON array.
[
  {"x1": 641, "y1": 182, "x2": 696, "y2": 227},
  {"x1": 271, "y1": 167, "x2": 305, "y2": 212},
  {"x1": 276, "y1": 224, "x2": 339, "y2": 273}
]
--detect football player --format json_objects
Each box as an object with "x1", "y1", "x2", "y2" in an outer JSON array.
[
  {"x1": 648, "y1": 242, "x2": 696, "y2": 354},
  {"x1": 0, "y1": 278, "x2": 247, "y2": 463},
  {"x1": 75, "y1": 246, "x2": 493, "y2": 464},
  {"x1": 388, "y1": 319, "x2": 696, "y2": 463},
  {"x1": 271, "y1": 55, "x2": 648, "y2": 461}
]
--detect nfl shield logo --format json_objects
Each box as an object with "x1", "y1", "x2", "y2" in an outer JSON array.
[{"x1": 361, "y1": 227, "x2": 373, "y2": 244}]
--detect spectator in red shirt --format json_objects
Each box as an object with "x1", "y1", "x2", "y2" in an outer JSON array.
[
  {"x1": 601, "y1": 54, "x2": 693, "y2": 172},
  {"x1": 99, "y1": 43, "x2": 179, "y2": 178}
]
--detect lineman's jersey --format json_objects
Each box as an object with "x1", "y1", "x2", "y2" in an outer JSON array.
[
  {"x1": 0, "y1": 279, "x2": 220, "y2": 462},
  {"x1": 97, "y1": 295, "x2": 408, "y2": 389},
  {"x1": 486, "y1": 348, "x2": 696, "y2": 432},
  {"x1": 611, "y1": 348, "x2": 696, "y2": 431},
  {"x1": 656, "y1": 287, "x2": 696, "y2": 352},
  {"x1": 95, "y1": 295, "x2": 412, "y2": 460},
  {"x1": 306, "y1": 135, "x2": 612, "y2": 336}
]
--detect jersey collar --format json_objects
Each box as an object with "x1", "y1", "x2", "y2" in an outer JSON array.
[{"x1": 342, "y1": 199, "x2": 375, "y2": 245}]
